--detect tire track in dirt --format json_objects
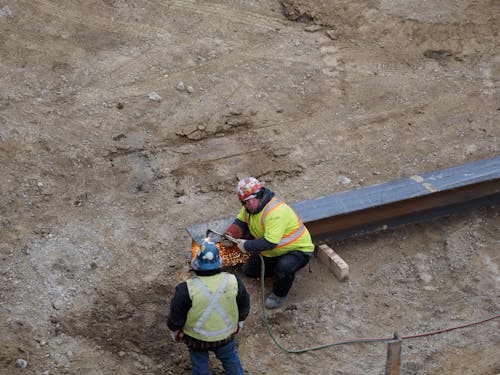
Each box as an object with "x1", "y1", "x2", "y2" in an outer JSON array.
[
  {"x1": 39, "y1": 0, "x2": 296, "y2": 40},
  {"x1": 70, "y1": 47, "x2": 321, "y2": 109},
  {"x1": 66, "y1": 45, "x2": 322, "y2": 108},
  {"x1": 31, "y1": 1, "x2": 320, "y2": 107},
  {"x1": 156, "y1": 0, "x2": 290, "y2": 33},
  {"x1": 36, "y1": 0, "x2": 172, "y2": 42}
]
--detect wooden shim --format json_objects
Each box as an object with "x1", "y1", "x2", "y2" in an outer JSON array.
[{"x1": 317, "y1": 244, "x2": 349, "y2": 281}]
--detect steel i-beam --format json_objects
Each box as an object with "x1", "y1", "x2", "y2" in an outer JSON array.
[{"x1": 187, "y1": 156, "x2": 500, "y2": 245}]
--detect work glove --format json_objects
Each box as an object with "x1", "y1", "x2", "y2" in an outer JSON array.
[
  {"x1": 220, "y1": 235, "x2": 234, "y2": 249},
  {"x1": 236, "y1": 321, "x2": 244, "y2": 334},
  {"x1": 236, "y1": 239, "x2": 247, "y2": 253},
  {"x1": 170, "y1": 330, "x2": 183, "y2": 343}
]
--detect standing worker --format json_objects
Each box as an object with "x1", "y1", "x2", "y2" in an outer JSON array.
[
  {"x1": 222, "y1": 177, "x2": 315, "y2": 309},
  {"x1": 167, "y1": 241, "x2": 250, "y2": 375}
]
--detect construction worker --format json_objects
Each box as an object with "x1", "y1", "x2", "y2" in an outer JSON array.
[
  {"x1": 222, "y1": 177, "x2": 315, "y2": 309},
  {"x1": 167, "y1": 241, "x2": 250, "y2": 375}
]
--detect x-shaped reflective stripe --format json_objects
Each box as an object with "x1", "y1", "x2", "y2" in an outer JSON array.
[{"x1": 191, "y1": 274, "x2": 235, "y2": 337}]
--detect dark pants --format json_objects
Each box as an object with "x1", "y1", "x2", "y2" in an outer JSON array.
[
  {"x1": 243, "y1": 250, "x2": 311, "y2": 297},
  {"x1": 188, "y1": 338, "x2": 243, "y2": 375}
]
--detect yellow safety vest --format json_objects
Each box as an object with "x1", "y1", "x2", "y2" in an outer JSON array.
[
  {"x1": 183, "y1": 273, "x2": 238, "y2": 342},
  {"x1": 237, "y1": 197, "x2": 314, "y2": 257}
]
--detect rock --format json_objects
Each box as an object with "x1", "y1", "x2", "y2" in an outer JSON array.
[
  {"x1": 16, "y1": 358, "x2": 28, "y2": 368},
  {"x1": 325, "y1": 29, "x2": 337, "y2": 40},
  {"x1": 0, "y1": 5, "x2": 12, "y2": 17},
  {"x1": 147, "y1": 91, "x2": 162, "y2": 101},
  {"x1": 341, "y1": 176, "x2": 351, "y2": 185},
  {"x1": 51, "y1": 300, "x2": 63, "y2": 310},
  {"x1": 175, "y1": 81, "x2": 185, "y2": 91},
  {"x1": 304, "y1": 24, "x2": 322, "y2": 32}
]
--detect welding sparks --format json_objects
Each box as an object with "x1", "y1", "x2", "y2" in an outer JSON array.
[{"x1": 191, "y1": 240, "x2": 249, "y2": 267}]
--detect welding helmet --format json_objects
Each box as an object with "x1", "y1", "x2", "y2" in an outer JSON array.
[
  {"x1": 191, "y1": 241, "x2": 222, "y2": 271},
  {"x1": 236, "y1": 177, "x2": 264, "y2": 201}
]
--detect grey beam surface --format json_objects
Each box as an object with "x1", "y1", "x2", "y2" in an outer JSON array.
[{"x1": 187, "y1": 156, "x2": 500, "y2": 245}]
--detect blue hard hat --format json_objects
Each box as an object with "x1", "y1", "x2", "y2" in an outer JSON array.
[{"x1": 191, "y1": 241, "x2": 222, "y2": 271}]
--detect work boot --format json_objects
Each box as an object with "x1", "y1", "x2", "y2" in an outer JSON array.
[{"x1": 265, "y1": 293, "x2": 286, "y2": 309}]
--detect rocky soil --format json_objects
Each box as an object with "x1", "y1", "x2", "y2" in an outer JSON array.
[{"x1": 0, "y1": 0, "x2": 498, "y2": 374}]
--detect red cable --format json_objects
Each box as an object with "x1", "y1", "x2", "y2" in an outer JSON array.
[{"x1": 401, "y1": 313, "x2": 500, "y2": 340}]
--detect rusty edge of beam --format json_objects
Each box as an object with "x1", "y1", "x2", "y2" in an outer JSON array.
[{"x1": 186, "y1": 156, "x2": 500, "y2": 246}]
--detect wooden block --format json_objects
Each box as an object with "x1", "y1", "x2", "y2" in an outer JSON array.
[{"x1": 317, "y1": 244, "x2": 349, "y2": 281}]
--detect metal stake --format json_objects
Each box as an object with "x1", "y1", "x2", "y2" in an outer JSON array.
[{"x1": 385, "y1": 332, "x2": 402, "y2": 375}]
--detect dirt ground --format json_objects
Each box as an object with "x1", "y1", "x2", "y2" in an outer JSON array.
[{"x1": 0, "y1": 0, "x2": 499, "y2": 374}]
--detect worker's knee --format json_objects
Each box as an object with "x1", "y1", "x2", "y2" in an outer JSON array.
[
  {"x1": 243, "y1": 264, "x2": 260, "y2": 278},
  {"x1": 275, "y1": 268, "x2": 293, "y2": 283},
  {"x1": 276, "y1": 251, "x2": 309, "y2": 274},
  {"x1": 242, "y1": 256, "x2": 261, "y2": 278}
]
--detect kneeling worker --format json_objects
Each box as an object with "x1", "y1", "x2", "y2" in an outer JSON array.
[
  {"x1": 222, "y1": 177, "x2": 315, "y2": 309},
  {"x1": 167, "y1": 241, "x2": 250, "y2": 375}
]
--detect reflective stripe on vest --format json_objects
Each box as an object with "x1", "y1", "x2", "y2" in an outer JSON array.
[
  {"x1": 246, "y1": 197, "x2": 306, "y2": 248},
  {"x1": 190, "y1": 274, "x2": 236, "y2": 337}
]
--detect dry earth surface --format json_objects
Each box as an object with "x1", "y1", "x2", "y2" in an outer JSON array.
[{"x1": 0, "y1": 0, "x2": 499, "y2": 374}]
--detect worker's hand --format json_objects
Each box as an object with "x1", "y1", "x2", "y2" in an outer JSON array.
[
  {"x1": 170, "y1": 330, "x2": 183, "y2": 343},
  {"x1": 236, "y1": 321, "x2": 244, "y2": 334},
  {"x1": 236, "y1": 239, "x2": 247, "y2": 253},
  {"x1": 220, "y1": 236, "x2": 233, "y2": 249}
]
